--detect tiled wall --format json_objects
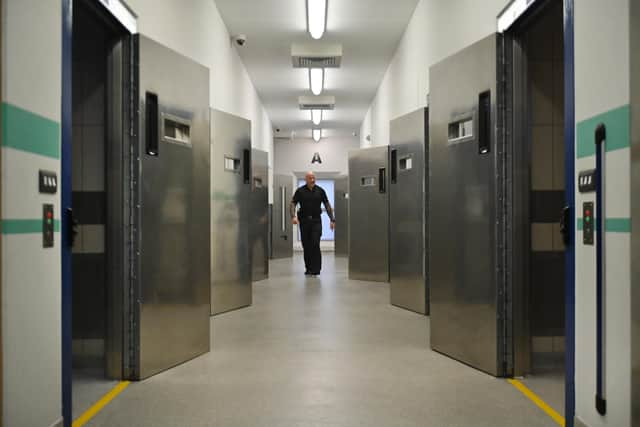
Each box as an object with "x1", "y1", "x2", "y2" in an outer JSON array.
[{"x1": 528, "y1": 2, "x2": 565, "y2": 350}]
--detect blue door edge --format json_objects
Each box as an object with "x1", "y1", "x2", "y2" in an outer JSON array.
[
  {"x1": 563, "y1": 0, "x2": 576, "y2": 425},
  {"x1": 61, "y1": 0, "x2": 73, "y2": 425}
]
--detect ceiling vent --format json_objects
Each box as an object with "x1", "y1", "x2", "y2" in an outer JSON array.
[
  {"x1": 298, "y1": 96, "x2": 335, "y2": 110},
  {"x1": 291, "y1": 43, "x2": 342, "y2": 68}
]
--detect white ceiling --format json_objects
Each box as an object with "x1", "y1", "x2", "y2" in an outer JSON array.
[{"x1": 214, "y1": 0, "x2": 420, "y2": 139}]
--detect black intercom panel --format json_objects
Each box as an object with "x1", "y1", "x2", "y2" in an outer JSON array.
[
  {"x1": 583, "y1": 201, "x2": 594, "y2": 245},
  {"x1": 39, "y1": 170, "x2": 58, "y2": 194},
  {"x1": 578, "y1": 169, "x2": 596, "y2": 193}
]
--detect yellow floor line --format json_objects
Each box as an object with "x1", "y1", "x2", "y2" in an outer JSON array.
[
  {"x1": 508, "y1": 379, "x2": 565, "y2": 427},
  {"x1": 72, "y1": 381, "x2": 130, "y2": 427}
]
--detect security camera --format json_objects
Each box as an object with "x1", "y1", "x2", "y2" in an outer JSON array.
[{"x1": 232, "y1": 34, "x2": 247, "y2": 47}]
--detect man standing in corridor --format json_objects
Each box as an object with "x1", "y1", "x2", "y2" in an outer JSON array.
[{"x1": 290, "y1": 171, "x2": 335, "y2": 276}]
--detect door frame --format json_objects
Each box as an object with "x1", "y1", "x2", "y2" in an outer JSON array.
[{"x1": 499, "y1": 0, "x2": 576, "y2": 424}]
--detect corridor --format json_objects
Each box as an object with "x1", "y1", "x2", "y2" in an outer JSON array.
[{"x1": 86, "y1": 255, "x2": 556, "y2": 427}]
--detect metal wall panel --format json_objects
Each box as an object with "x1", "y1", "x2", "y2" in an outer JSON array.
[
  {"x1": 210, "y1": 109, "x2": 252, "y2": 314},
  {"x1": 334, "y1": 176, "x2": 349, "y2": 257},
  {"x1": 348, "y1": 147, "x2": 389, "y2": 282},
  {"x1": 271, "y1": 174, "x2": 293, "y2": 259},
  {"x1": 429, "y1": 34, "x2": 505, "y2": 376},
  {"x1": 136, "y1": 35, "x2": 211, "y2": 379},
  {"x1": 250, "y1": 149, "x2": 269, "y2": 281},
  {"x1": 389, "y1": 108, "x2": 428, "y2": 314}
]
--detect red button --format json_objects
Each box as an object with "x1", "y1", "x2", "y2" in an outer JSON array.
[
  {"x1": 586, "y1": 210, "x2": 591, "y2": 216},
  {"x1": 47, "y1": 212, "x2": 53, "y2": 219}
]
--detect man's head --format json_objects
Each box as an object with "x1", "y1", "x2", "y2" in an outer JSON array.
[{"x1": 305, "y1": 171, "x2": 316, "y2": 188}]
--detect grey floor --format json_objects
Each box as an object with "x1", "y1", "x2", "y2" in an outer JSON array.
[
  {"x1": 73, "y1": 368, "x2": 119, "y2": 420},
  {"x1": 87, "y1": 254, "x2": 558, "y2": 427}
]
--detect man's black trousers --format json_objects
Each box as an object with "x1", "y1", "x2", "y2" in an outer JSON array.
[{"x1": 300, "y1": 218, "x2": 322, "y2": 273}]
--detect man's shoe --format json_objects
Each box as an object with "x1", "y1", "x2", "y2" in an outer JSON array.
[{"x1": 304, "y1": 271, "x2": 312, "y2": 276}]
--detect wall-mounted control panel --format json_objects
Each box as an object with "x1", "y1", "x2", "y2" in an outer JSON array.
[
  {"x1": 43, "y1": 204, "x2": 54, "y2": 248},
  {"x1": 39, "y1": 170, "x2": 58, "y2": 194},
  {"x1": 583, "y1": 202, "x2": 594, "y2": 245},
  {"x1": 578, "y1": 169, "x2": 596, "y2": 193}
]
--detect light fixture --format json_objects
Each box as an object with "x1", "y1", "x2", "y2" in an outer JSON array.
[
  {"x1": 307, "y1": 0, "x2": 327, "y2": 40},
  {"x1": 312, "y1": 129, "x2": 322, "y2": 142},
  {"x1": 309, "y1": 68, "x2": 324, "y2": 95},
  {"x1": 311, "y1": 109, "x2": 322, "y2": 126}
]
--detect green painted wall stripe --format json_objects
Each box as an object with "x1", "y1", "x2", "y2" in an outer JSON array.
[
  {"x1": 576, "y1": 104, "x2": 630, "y2": 158},
  {"x1": 2, "y1": 102, "x2": 60, "y2": 159},
  {"x1": 605, "y1": 218, "x2": 631, "y2": 232},
  {"x1": 2, "y1": 219, "x2": 60, "y2": 234},
  {"x1": 576, "y1": 217, "x2": 630, "y2": 232}
]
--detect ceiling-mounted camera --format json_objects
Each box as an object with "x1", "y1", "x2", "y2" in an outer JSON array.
[{"x1": 232, "y1": 34, "x2": 247, "y2": 47}]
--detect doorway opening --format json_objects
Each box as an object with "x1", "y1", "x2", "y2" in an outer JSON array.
[
  {"x1": 70, "y1": 1, "x2": 127, "y2": 419},
  {"x1": 509, "y1": 0, "x2": 566, "y2": 414}
]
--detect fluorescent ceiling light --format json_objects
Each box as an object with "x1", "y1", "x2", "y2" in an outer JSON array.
[
  {"x1": 307, "y1": 0, "x2": 327, "y2": 40},
  {"x1": 312, "y1": 129, "x2": 322, "y2": 142},
  {"x1": 309, "y1": 68, "x2": 324, "y2": 95},
  {"x1": 311, "y1": 109, "x2": 322, "y2": 126}
]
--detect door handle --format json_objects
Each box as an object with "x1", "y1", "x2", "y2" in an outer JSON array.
[
  {"x1": 559, "y1": 205, "x2": 570, "y2": 246},
  {"x1": 378, "y1": 167, "x2": 386, "y2": 193},
  {"x1": 66, "y1": 207, "x2": 78, "y2": 248}
]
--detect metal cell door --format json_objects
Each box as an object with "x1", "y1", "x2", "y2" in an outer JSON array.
[
  {"x1": 348, "y1": 147, "x2": 389, "y2": 282},
  {"x1": 250, "y1": 149, "x2": 269, "y2": 281},
  {"x1": 210, "y1": 109, "x2": 252, "y2": 315},
  {"x1": 390, "y1": 108, "x2": 428, "y2": 314},
  {"x1": 334, "y1": 176, "x2": 349, "y2": 257},
  {"x1": 429, "y1": 33, "x2": 506, "y2": 376},
  {"x1": 134, "y1": 35, "x2": 211, "y2": 379},
  {"x1": 271, "y1": 174, "x2": 293, "y2": 259}
]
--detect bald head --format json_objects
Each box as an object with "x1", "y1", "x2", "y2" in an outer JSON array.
[{"x1": 305, "y1": 171, "x2": 316, "y2": 188}]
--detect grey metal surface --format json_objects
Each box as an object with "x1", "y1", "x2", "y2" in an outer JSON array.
[
  {"x1": 271, "y1": 174, "x2": 293, "y2": 259},
  {"x1": 251, "y1": 149, "x2": 269, "y2": 281},
  {"x1": 105, "y1": 35, "x2": 128, "y2": 380},
  {"x1": 334, "y1": 176, "x2": 349, "y2": 257},
  {"x1": 136, "y1": 35, "x2": 211, "y2": 379},
  {"x1": 389, "y1": 108, "x2": 428, "y2": 315},
  {"x1": 348, "y1": 146, "x2": 389, "y2": 282},
  {"x1": 210, "y1": 109, "x2": 252, "y2": 314},
  {"x1": 429, "y1": 34, "x2": 504, "y2": 376}
]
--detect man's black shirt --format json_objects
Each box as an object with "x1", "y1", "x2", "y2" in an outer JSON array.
[{"x1": 291, "y1": 185, "x2": 334, "y2": 221}]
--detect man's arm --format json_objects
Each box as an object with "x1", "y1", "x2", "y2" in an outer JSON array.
[
  {"x1": 322, "y1": 190, "x2": 335, "y2": 225},
  {"x1": 290, "y1": 191, "x2": 299, "y2": 224}
]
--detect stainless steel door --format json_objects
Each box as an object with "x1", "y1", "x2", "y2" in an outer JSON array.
[
  {"x1": 334, "y1": 176, "x2": 349, "y2": 257},
  {"x1": 210, "y1": 109, "x2": 252, "y2": 315},
  {"x1": 348, "y1": 147, "x2": 389, "y2": 282},
  {"x1": 271, "y1": 174, "x2": 293, "y2": 259},
  {"x1": 135, "y1": 35, "x2": 211, "y2": 379},
  {"x1": 250, "y1": 149, "x2": 269, "y2": 281},
  {"x1": 429, "y1": 34, "x2": 505, "y2": 376},
  {"x1": 390, "y1": 108, "x2": 428, "y2": 314}
]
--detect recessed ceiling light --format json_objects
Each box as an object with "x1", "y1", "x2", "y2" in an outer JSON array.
[
  {"x1": 312, "y1": 129, "x2": 322, "y2": 142},
  {"x1": 307, "y1": 0, "x2": 327, "y2": 40},
  {"x1": 311, "y1": 109, "x2": 322, "y2": 126},
  {"x1": 309, "y1": 68, "x2": 324, "y2": 95}
]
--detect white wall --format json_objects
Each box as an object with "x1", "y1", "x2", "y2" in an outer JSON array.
[
  {"x1": 274, "y1": 136, "x2": 359, "y2": 177},
  {"x1": 2, "y1": 1, "x2": 62, "y2": 426},
  {"x1": 574, "y1": 1, "x2": 631, "y2": 426},
  {"x1": 127, "y1": 0, "x2": 274, "y2": 202},
  {"x1": 360, "y1": 0, "x2": 507, "y2": 147}
]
